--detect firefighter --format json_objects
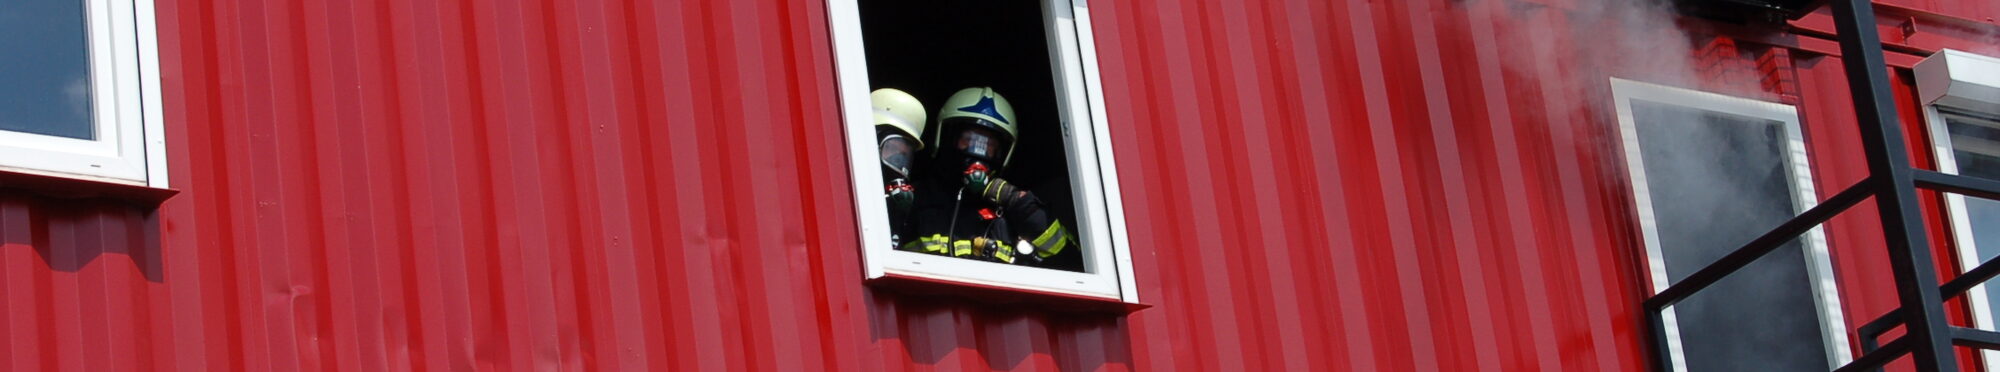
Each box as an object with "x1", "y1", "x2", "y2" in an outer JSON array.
[
  {"x1": 904, "y1": 87, "x2": 1078, "y2": 268},
  {"x1": 873, "y1": 88, "x2": 928, "y2": 247}
]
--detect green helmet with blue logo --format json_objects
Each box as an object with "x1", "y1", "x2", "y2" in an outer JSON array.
[{"x1": 932, "y1": 87, "x2": 1019, "y2": 168}]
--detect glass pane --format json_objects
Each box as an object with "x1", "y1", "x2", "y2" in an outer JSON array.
[
  {"x1": 1944, "y1": 112, "x2": 2000, "y2": 331},
  {"x1": 0, "y1": 0, "x2": 96, "y2": 140},
  {"x1": 1632, "y1": 100, "x2": 1831, "y2": 371}
]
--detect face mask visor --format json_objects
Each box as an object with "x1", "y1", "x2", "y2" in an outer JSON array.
[
  {"x1": 945, "y1": 120, "x2": 1011, "y2": 167},
  {"x1": 879, "y1": 134, "x2": 918, "y2": 180}
]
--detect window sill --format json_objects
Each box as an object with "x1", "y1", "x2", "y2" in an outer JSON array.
[
  {"x1": 867, "y1": 272, "x2": 1151, "y2": 315},
  {"x1": 0, "y1": 167, "x2": 176, "y2": 208}
]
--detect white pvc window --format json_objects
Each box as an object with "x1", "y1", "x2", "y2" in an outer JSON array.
[
  {"x1": 827, "y1": 0, "x2": 1137, "y2": 301},
  {"x1": 1611, "y1": 78, "x2": 1851, "y2": 372},
  {"x1": 0, "y1": 0, "x2": 168, "y2": 187},
  {"x1": 1916, "y1": 49, "x2": 2000, "y2": 372}
]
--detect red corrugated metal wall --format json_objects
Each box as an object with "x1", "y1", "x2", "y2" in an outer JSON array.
[
  {"x1": 0, "y1": 0, "x2": 1996, "y2": 370},
  {"x1": 1101, "y1": 0, "x2": 1658, "y2": 369}
]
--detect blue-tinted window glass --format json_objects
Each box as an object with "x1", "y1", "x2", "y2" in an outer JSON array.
[
  {"x1": 1944, "y1": 112, "x2": 2000, "y2": 330},
  {"x1": 0, "y1": 0, "x2": 96, "y2": 140}
]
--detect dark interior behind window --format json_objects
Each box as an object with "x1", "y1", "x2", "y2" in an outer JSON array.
[
  {"x1": 1633, "y1": 100, "x2": 1830, "y2": 371},
  {"x1": 860, "y1": 0, "x2": 1085, "y2": 271}
]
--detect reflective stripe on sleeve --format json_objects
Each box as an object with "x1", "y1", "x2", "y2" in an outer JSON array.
[
  {"x1": 1039, "y1": 236, "x2": 1068, "y2": 259},
  {"x1": 1031, "y1": 222, "x2": 1071, "y2": 258},
  {"x1": 1031, "y1": 222, "x2": 1062, "y2": 247}
]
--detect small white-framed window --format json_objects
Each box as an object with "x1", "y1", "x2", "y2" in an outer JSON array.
[
  {"x1": 827, "y1": 0, "x2": 1137, "y2": 302},
  {"x1": 1916, "y1": 48, "x2": 2000, "y2": 372},
  {"x1": 1611, "y1": 78, "x2": 1851, "y2": 371},
  {"x1": 0, "y1": 0, "x2": 168, "y2": 187}
]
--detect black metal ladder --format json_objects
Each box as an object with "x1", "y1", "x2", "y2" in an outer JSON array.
[{"x1": 1641, "y1": 0, "x2": 2000, "y2": 371}]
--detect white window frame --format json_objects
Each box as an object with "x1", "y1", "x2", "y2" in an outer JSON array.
[
  {"x1": 826, "y1": 0, "x2": 1137, "y2": 302},
  {"x1": 1610, "y1": 77, "x2": 1852, "y2": 372},
  {"x1": 0, "y1": 0, "x2": 168, "y2": 188},
  {"x1": 1915, "y1": 48, "x2": 2000, "y2": 372}
]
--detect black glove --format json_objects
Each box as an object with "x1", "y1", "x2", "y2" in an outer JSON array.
[{"x1": 973, "y1": 176, "x2": 1024, "y2": 207}]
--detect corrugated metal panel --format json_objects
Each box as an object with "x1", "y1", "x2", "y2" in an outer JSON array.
[
  {"x1": 0, "y1": 0, "x2": 1994, "y2": 371},
  {"x1": 1098, "y1": 0, "x2": 1653, "y2": 370},
  {"x1": 13, "y1": 0, "x2": 889, "y2": 369}
]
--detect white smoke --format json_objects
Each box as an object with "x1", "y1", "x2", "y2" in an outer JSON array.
[
  {"x1": 1568, "y1": 0, "x2": 1705, "y2": 90},
  {"x1": 1451, "y1": 0, "x2": 1830, "y2": 369},
  {"x1": 1974, "y1": 30, "x2": 2000, "y2": 58}
]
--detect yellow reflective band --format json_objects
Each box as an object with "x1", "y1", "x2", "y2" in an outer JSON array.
[
  {"x1": 921, "y1": 234, "x2": 949, "y2": 254},
  {"x1": 953, "y1": 240, "x2": 974, "y2": 257},
  {"x1": 993, "y1": 246, "x2": 1015, "y2": 263},
  {"x1": 1032, "y1": 222, "x2": 1063, "y2": 247},
  {"x1": 1039, "y1": 235, "x2": 1068, "y2": 259},
  {"x1": 983, "y1": 179, "x2": 1009, "y2": 202}
]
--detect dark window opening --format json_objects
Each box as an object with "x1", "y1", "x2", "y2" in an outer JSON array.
[
  {"x1": 1631, "y1": 100, "x2": 1832, "y2": 371},
  {"x1": 861, "y1": 0, "x2": 1087, "y2": 272}
]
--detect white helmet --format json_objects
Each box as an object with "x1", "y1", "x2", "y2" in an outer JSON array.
[
  {"x1": 932, "y1": 87, "x2": 1019, "y2": 168},
  {"x1": 871, "y1": 88, "x2": 929, "y2": 149}
]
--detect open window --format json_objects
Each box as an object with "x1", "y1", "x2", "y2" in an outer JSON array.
[
  {"x1": 1916, "y1": 49, "x2": 2000, "y2": 371},
  {"x1": 827, "y1": 0, "x2": 1138, "y2": 304},
  {"x1": 0, "y1": 0, "x2": 167, "y2": 188},
  {"x1": 1611, "y1": 78, "x2": 1851, "y2": 371}
]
